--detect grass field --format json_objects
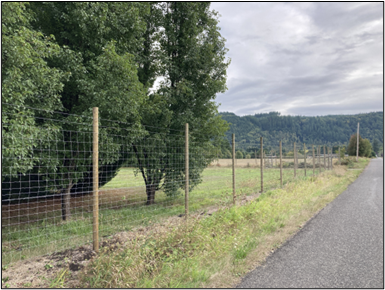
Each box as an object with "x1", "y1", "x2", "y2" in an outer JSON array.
[{"x1": 2, "y1": 160, "x2": 326, "y2": 264}]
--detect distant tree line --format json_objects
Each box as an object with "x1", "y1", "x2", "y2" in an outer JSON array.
[{"x1": 215, "y1": 111, "x2": 383, "y2": 158}]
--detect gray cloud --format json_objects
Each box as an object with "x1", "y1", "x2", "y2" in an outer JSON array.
[{"x1": 211, "y1": 2, "x2": 383, "y2": 116}]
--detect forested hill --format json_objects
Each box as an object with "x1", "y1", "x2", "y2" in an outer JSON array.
[{"x1": 220, "y1": 111, "x2": 383, "y2": 149}]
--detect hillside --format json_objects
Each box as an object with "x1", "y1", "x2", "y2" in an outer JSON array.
[{"x1": 219, "y1": 111, "x2": 383, "y2": 151}]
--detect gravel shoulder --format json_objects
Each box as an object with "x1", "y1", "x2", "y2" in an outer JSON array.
[{"x1": 237, "y1": 158, "x2": 384, "y2": 288}]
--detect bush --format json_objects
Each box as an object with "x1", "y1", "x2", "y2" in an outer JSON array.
[{"x1": 236, "y1": 151, "x2": 243, "y2": 159}]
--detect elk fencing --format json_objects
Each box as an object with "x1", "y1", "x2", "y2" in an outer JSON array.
[{"x1": 2, "y1": 105, "x2": 342, "y2": 264}]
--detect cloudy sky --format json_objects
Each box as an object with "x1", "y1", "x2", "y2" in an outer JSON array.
[{"x1": 211, "y1": 2, "x2": 383, "y2": 116}]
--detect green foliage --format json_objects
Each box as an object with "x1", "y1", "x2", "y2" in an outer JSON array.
[
  {"x1": 2, "y1": 3, "x2": 148, "y2": 211},
  {"x1": 130, "y1": 2, "x2": 230, "y2": 202},
  {"x1": 1, "y1": 2, "x2": 230, "y2": 209},
  {"x1": 372, "y1": 138, "x2": 380, "y2": 154},
  {"x1": 236, "y1": 151, "x2": 243, "y2": 159},
  {"x1": 220, "y1": 111, "x2": 383, "y2": 150},
  {"x1": 347, "y1": 134, "x2": 372, "y2": 157},
  {"x1": 2, "y1": 2, "x2": 67, "y2": 177}
]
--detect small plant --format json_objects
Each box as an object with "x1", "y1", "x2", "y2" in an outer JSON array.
[
  {"x1": 49, "y1": 268, "x2": 69, "y2": 288},
  {"x1": 2, "y1": 265, "x2": 8, "y2": 271},
  {"x1": 45, "y1": 263, "x2": 54, "y2": 270},
  {"x1": 23, "y1": 282, "x2": 32, "y2": 287},
  {"x1": 2, "y1": 277, "x2": 10, "y2": 284}
]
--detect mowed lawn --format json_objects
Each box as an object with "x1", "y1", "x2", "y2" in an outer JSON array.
[{"x1": 2, "y1": 165, "x2": 315, "y2": 264}]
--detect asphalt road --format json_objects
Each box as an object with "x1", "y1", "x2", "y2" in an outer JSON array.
[{"x1": 237, "y1": 158, "x2": 384, "y2": 288}]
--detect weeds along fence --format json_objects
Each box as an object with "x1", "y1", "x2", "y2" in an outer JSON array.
[{"x1": 2, "y1": 105, "x2": 342, "y2": 264}]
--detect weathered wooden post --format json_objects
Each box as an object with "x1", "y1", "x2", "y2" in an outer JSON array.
[
  {"x1": 318, "y1": 145, "x2": 321, "y2": 172},
  {"x1": 338, "y1": 146, "x2": 341, "y2": 165},
  {"x1": 260, "y1": 137, "x2": 263, "y2": 193},
  {"x1": 323, "y1": 145, "x2": 326, "y2": 170},
  {"x1": 304, "y1": 143, "x2": 307, "y2": 176},
  {"x1": 185, "y1": 123, "x2": 189, "y2": 219},
  {"x1": 330, "y1": 146, "x2": 333, "y2": 170},
  {"x1": 280, "y1": 141, "x2": 283, "y2": 187},
  {"x1": 294, "y1": 142, "x2": 296, "y2": 177},
  {"x1": 93, "y1": 107, "x2": 99, "y2": 252},
  {"x1": 312, "y1": 144, "x2": 315, "y2": 176},
  {"x1": 232, "y1": 134, "x2": 236, "y2": 205}
]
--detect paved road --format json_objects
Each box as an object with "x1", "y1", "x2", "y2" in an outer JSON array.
[{"x1": 237, "y1": 158, "x2": 383, "y2": 288}]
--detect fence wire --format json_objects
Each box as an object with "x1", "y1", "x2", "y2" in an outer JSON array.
[{"x1": 2, "y1": 105, "x2": 341, "y2": 264}]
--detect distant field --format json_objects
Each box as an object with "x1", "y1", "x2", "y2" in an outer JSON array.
[{"x1": 210, "y1": 158, "x2": 337, "y2": 168}]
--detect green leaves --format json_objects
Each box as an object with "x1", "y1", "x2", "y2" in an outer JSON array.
[{"x1": 2, "y1": 2, "x2": 66, "y2": 177}]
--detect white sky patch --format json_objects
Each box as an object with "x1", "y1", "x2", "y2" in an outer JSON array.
[{"x1": 211, "y1": 2, "x2": 383, "y2": 116}]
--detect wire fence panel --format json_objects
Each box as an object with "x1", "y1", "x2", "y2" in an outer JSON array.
[{"x1": 2, "y1": 104, "x2": 342, "y2": 264}]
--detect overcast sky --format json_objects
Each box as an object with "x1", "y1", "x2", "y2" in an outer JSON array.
[{"x1": 211, "y1": 2, "x2": 383, "y2": 116}]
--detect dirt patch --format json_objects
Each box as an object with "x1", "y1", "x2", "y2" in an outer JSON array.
[{"x1": 1, "y1": 246, "x2": 92, "y2": 288}]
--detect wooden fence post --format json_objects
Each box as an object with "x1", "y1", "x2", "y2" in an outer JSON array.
[
  {"x1": 304, "y1": 143, "x2": 307, "y2": 176},
  {"x1": 330, "y1": 146, "x2": 333, "y2": 170},
  {"x1": 312, "y1": 144, "x2": 315, "y2": 176},
  {"x1": 260, "y1": 137, "x2": 263, "y2": 193},
  {"x1": 323, "y1": 145, "x2": 326, "y2": 170},
  {"x1": 338, "y1": 146, "x2": 341, "y2": 165},
  {"x1": 185, "y1": 123, "x2": 189, "y2": 219},
  {"x1": 93, "y1": 107, "x2": 99, "y2": 253},
  {"x1": 280, "y1": 141, "x2": 283, "y2": 187},
  {"x1": 232, "y1": 134, "x2": 236, "y2": 205},
  {"x1": 318, "y1": 145, "x2": 321, "y2": 172},
  {"x1": 294, "y1": 142, "x2": 296, "y2": 177}
]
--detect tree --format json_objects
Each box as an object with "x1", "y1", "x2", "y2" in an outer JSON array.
[
  {"x1": 131, "y1": 2, "x2": 230, "y2": 204},
  {"x1": 236, "y1": 151, "x2": 243, "y2": 159},
  {"x1": 2, "y1": 3, "x2": 149, "y2": 220},
  {"x1": 361, "y1": 139, "x2": 372, "y2": 158},
  {"x1": 372, "y1": 138, "x2": 380, "y2": 154},
  {"x1": 2, "y1": 2, "x2": 67, "y2": 178},
  {"x1": 347, "y1": 134, "x2": 372, "y2": 157}
]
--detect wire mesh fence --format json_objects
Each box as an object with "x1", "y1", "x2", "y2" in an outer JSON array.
[{"x1": 2, "y1": 104, "x2": 342, "y2": 264}]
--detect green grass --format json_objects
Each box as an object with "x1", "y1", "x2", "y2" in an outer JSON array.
[
  {"x1": 78, "y1": 158, "x2": 370, "y2": 288},
  {"x1": 0, "y1": 160, "x2": 356, "y2": 264}
]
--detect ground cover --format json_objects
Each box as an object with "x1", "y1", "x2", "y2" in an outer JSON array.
[
  {"x1": 0, "y1": 158, "x2": 370, "y2": 288},
  {"x1": 2, "y1": 164, "x2": 317, "y2": 265}
]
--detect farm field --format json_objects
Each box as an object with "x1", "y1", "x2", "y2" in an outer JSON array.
[{"x1": 1, "y1": 165, "x2": 320, "y2": 264}]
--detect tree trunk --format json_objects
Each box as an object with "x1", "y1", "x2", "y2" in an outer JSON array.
[
  {"x1": 61, "y1": 181, "x2": 73, "y2": 221},
  {"x1": 146, "y1": 184, "x2": 156, "y2": 205}
]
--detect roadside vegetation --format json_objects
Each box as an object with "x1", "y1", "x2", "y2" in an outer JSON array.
[
  {"x1": 2, "y1": 165, "x2": 318, "y2": 265},
  {"x1": 74, "y1": 158, "x2": 369, "y2": 288}
]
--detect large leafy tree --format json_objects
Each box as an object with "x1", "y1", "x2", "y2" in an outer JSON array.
[
  {"x1": 132, "y1": 2, "x2": 230, "y2": 205},
  {"x1": 2, "y1": 2, "x2": 67, "y2": 178},
  {"x1": 2, "y1": 3, "x2": 149, "y2": 220}
]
